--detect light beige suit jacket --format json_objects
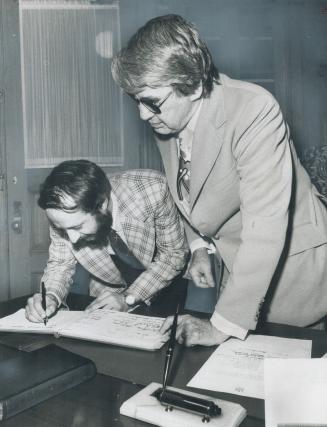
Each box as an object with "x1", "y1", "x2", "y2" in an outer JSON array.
[{"x1": 156, "y1": 74, "x2": 327, "y2": 330}]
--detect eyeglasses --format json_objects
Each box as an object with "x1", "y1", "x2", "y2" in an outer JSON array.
[{"x1": 130, "y1": 91, "x2": 172, "y2": 115}]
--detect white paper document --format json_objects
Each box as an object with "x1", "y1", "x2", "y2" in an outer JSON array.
[
  {"x1": 0, "y1": 308, "x2": 166, "y2": 350},
  {"x1": 264, "y1": 358, "x2": 327, "y2": 427},
  {"x1": 188, "y1": 335, "x2": 312, "y2": 399}
]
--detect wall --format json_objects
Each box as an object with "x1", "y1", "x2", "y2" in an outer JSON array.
[
  {"x1": 0, "y1": 0, "x2": 326, "y2": 297},
  {"x1": 119, "y1": 0, "x2": 327, "y2": 169}
]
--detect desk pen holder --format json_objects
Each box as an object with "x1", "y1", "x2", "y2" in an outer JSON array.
[
  {"x1": 152, "y1": 387, "x2": 221, "y2": 421},
  {"x1": 120, "y1": 382, "x2": 246, "y2": 427}
]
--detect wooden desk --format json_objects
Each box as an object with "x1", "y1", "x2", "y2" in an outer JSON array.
[
  {"x1": 0, "y1": 370, "x2": 150, "y2": 427},
  {"x1": 0, "y1": 283, "x2": 327, "y2": 427}
]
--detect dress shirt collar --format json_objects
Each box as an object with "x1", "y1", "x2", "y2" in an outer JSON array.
[{"x1": 177, "y1": 98, "x2": 203, "y2": 160}]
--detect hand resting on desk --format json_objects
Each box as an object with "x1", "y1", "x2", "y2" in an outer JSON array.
[
  {"x1": 25, "y1": 293, "x2": 58, "y2": 323},
  {"x1": 160, "y1": 315, "x2": 229, "y2": 347},
  {"x1": 85, "y1": 288, "x2": 128, "y2": 313}
]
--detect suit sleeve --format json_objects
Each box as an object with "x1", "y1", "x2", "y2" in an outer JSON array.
[
  {"x1": 127, "y1": 180, "x2": 189, "y2": 302},
  {"x1": 215, "y1": 94, "x2": 293, "y2": 331},
  {"x1": 41, "y1": 226, "x2": 77, "y2": 304}
]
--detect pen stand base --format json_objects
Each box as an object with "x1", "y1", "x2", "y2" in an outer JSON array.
[{"x1": 120, "y1": 382, "x2": 246, "y2": 427}]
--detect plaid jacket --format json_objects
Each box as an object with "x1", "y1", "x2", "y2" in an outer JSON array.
[{"x1": 42, "y1": 170, "x2": 188, "y2": 304}]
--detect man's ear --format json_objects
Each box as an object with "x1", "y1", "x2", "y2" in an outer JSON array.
[{"x1": 190, "y1": 82, "x2": 203, "y2": 101}]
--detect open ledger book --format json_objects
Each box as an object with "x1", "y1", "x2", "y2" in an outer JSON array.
[{"x1": 0, "y1": 308, "x2": 166, "y2": 351}]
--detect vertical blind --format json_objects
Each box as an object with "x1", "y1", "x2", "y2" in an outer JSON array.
[{"x1": 19, "y1": 0, "x2": 123, "y2": 168}]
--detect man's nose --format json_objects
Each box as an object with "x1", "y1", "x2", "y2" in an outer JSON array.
[
  {"x1": 138, "y1": 103, "x2": 155, "y2": 121},
  {"x1": 66, "y1": 229, "x2": 80, "y2": 243}
]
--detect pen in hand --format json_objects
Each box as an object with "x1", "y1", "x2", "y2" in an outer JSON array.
[
  {"x1": 41, "y1": 282, "x2": 48, "y2": 326},
  {"x1": 162, "y1": 302, "x2": 180, "y2": 393}
]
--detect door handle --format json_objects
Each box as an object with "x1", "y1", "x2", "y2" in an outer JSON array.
[{"x1": 11, "y1": 201, "x2": 22, "y2": 234}]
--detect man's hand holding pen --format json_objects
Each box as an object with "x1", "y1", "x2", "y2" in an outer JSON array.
[
  {"x1": 25, "y1": 291, "x2": 58, "y2": 323},
  {"x1": 160, "y1": 315, "x2": 229, "y2": 347}
]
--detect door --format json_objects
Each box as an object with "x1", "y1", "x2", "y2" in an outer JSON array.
[
  {"x1": 1, "y1": 0, "x2": 123, "y2": 299},
  {"x1": 0, "y1": 85, "x2": 10, "y2": 300}
]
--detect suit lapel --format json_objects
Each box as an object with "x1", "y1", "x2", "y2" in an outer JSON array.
[
  {"x1": 156, "y1": 83, "x2": 226, "y2": 213},
  {"x1": 155, "y1": 135, "x2": 180, "y2": 203},
  {"x1": 190, "y1": 83, "x2": 226, "y2": 210},
  {"x1": 110, "y1": 181, "x2": 155, "y2": 266},
  {"x1": 118, "y1": 213, "x2": 155, "y2": 266}
]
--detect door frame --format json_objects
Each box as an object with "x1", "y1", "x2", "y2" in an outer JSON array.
[
  {"x1": 1, "y1": 0, "x2": 31, "y2": 299},
  {"x1": 0, "y1": 1, "x2": 9, "y2": 300}
]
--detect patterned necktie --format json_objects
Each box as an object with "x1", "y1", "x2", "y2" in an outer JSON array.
[{"x1": 108, "y1": 228, "x2": 145, "y2": 286}]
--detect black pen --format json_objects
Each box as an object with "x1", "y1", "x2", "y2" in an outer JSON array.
[
  {"x1": 162, "y1": 302, "x2": 180, "y2": 392},
  {"x1": 41, "y1": 282, "x2": 48, "y2": 326}
]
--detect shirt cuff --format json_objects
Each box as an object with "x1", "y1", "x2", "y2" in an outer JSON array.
[
  {"x1": 190, "y1": 238, "x2": 216, "y2": 254},
  {"x1": 46, "y1": 289, "x2": 69, "y2": 310},
  {"x1": 210, "y1": 311, "x2": 248, "y2": 340}
]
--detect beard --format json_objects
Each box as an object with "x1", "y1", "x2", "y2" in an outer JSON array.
[{"x1": 72, "y1": 210, "x2": 113, "y2": 251}]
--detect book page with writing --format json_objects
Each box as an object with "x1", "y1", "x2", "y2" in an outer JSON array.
[
  {"x1": 0, "y1": 309, "x2": 84, "y2": 334},
  {"x1": 60, "y1": 308, "x2": 166, "y2": 350},
  {"x1": 188, "y1": 335, "x2": 312, "y2": 399},
  {"x1": 264, "y1": 358, "x2": 327, "y2": 427},
  {"x1": 0, "y1": 308, "x2": 166, "y2": 351}
]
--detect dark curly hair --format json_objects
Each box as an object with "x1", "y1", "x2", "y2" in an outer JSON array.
[{"x1": 38, "y1": 159, "x2": 111, "y2": 213}]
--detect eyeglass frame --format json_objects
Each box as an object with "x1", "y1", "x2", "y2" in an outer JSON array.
[{"x1": 129, "y1": 90, "x2": 173, "y2": 115}]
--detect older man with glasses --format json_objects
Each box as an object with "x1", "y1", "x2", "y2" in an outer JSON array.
[
  {"x1": 129, "y1": 91, "x2": 173, "y2": 115},
  {"x1": 112, "y1": 14, "x2": 327, "y2": 347}
]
